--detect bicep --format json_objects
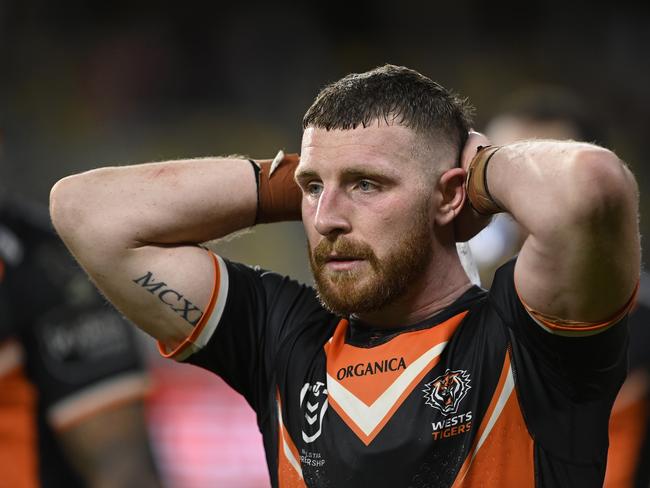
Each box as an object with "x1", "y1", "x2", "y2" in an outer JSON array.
[
  {"x1": 514, "y1": 164, "x2": 640, "y2": 323},
  {"x1": 88, "y1": 243, "x2": 216, "y2": 349}
]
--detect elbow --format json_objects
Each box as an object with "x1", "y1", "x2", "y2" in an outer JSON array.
[
  {"x1": 50, "y1": 175, "x2": 79, "y2": 238},
  {"x1": 50, "y1": 174, "x2": 94, "y2": 243},
  {"x1": 566, "y1": 146, "x2": 638, "y2": 224}
]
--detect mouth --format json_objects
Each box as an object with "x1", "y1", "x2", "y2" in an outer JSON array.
[{"x1": 323, "y1": 255, "x2": 366, "y2": 271}]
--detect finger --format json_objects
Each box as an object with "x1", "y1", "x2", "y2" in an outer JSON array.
[{"x1": 460, "y1": 131, "x2": 491, "y2": 170}]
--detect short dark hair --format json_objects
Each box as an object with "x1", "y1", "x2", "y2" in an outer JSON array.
[{"x1": 302, "y1": 65, "x2": 474, "y2": 162}]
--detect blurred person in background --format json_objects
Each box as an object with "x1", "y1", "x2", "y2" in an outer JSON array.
[
  {"x1": 0, "y1": 133, "x2": 162, "y2": 487},
  {"x1": 50, "y1": 65, "x2": 640, "y2": 487},
  {"x1": 468, "y1": 86, "x2": 650, "y2": 487}
]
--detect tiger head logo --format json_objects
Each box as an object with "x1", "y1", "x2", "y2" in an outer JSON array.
[{"x1": 423, "y1": 369, "x2": 471, "y2": 416}]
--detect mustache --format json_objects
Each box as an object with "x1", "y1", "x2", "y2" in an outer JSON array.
[{"x1": 311, "y1": 237, "x2": 377, "y2": 267}]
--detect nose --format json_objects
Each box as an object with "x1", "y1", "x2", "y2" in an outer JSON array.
[{"x1": 314, "y1": 187, "x2": 351, "y2": 237}]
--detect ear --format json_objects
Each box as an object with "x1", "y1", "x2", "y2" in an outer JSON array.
[{"x1": 434, "y1": 167, "x2": 466, "y2": 227}]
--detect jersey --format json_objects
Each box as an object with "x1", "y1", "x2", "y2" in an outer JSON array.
[
  {"x1": 163, "y1": 252, "x2": 629, "y2": 488},
  {"x1": 0, "y1": 195, "x2": 150, "y2": 488},
  {"x1": 604, "y1": 273, "x2": 650, "y2": 487}
]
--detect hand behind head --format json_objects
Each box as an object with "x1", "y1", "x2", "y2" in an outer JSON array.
[{"x1": 454, "y1": 131, "x2": 493, "y2": 242}]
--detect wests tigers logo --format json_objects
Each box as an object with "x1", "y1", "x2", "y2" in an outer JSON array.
[{"x1": 423, "y1": 369, "x2": 471, "y2": 416}]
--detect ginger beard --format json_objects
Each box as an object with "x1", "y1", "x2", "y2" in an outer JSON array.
[{"x1": 308, "y1": 204, "x2": 434, "y2": 316}]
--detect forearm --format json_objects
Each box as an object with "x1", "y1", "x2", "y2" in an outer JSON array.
[
  {"x1": 50, "y1": 157, "x2": 257, "y2": 253},
  {"x1": 50, "y1": 154, "x2": 303, "y2": 345},
  {"x1": 485, "y1": 140, "x2": 635, "y2": 237}
]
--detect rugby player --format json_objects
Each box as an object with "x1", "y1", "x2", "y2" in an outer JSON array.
[{"x1": 49, "y1": 65, "x2": 640, "y2": 487}]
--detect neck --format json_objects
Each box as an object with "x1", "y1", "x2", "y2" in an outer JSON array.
[{"x1": 353, "y1": 246, "x2": 473, "y2": 328}]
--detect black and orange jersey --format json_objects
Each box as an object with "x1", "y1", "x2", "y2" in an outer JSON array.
[
  {"x1": 604, "y1": 274, "x2": 650, "y2": 488},
  {"x1": 0, "y1": 195, "x2": 149, "y2": 488},
  {"x1": 163, "y1": 252, "x2": 629, "y2": 487}
]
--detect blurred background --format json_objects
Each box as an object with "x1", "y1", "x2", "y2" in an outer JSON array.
[{"x1": 2, "y1": 1, "x2": 649, "y2": 486}]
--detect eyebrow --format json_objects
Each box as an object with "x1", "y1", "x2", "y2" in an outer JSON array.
[
  {"x1": 294, "y1": 169, "x2": 318, "y2": 186},
  {"x1": 295, "y1": 167, "x2": 397, "y2": 185}
]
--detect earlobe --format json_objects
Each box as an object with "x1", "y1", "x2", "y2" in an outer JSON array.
[{"x1": 435, "y1": 168, "x2": 466, "y2": 226}]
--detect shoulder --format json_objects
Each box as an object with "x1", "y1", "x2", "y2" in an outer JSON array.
[{"x1": 223, "y1": 258, "x2": 322, "y2": 315}]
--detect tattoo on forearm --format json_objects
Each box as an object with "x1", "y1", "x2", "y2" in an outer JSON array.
[{"x1": 132, "y1": 271, "x2": 203, "y2": 326}]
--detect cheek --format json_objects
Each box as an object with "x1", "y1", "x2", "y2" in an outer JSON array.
[
  {"x1": 301, "y1": 209, "x2": 320, "y2": 246},
  {"x1": 364, "y1": 202, "x2": 416, "y2": 235},
  {"x1": 304, "y1": 228, "x2": 320, "y2": 251},
  {"x1": 371, "y1": 203, "x2": 432, "y2": 251},
  {"x1": 301, "y1": 197, "x2": 315, "y2": 223}
]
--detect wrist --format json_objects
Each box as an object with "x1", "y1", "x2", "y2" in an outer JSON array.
[
  {"x1": 465, "y1": 145, "x2": 504, "y2": 215},
  {"x1": 252, "y1": 150, "x2": 302, "y2": 223}
]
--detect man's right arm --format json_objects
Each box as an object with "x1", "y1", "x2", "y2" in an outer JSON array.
[{"x1": 49, "y1": 157, "x2": 258, "y2": 348}]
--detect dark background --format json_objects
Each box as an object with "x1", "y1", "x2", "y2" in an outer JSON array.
[
  {"x1": 2, "y1": 3, "x2": 649, "y2": 485},
  {"x1": 2, "y1": 0, "x2": 649, "y2": 278}
]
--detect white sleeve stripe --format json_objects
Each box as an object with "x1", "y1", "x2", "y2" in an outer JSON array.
[
  {"x1": 193, "y1": 253, "x2": 229, "y2": 350},
  {"x1": 172, "y1": 253, "x2": 229, "y2": 362},
  {"x1": 161, "y1": 252, "x2": 230, "y2": 361},
  {"x1": 172, "y1": 343, "x2": 200, "y2": 362}
]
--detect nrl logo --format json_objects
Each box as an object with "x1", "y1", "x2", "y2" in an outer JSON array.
[
  {"x1": 300, "y1": 381, "x2": 329, "y2": 443},
  {"x1": 423, "y1": 369, "x2": 471, "y2": 416}
]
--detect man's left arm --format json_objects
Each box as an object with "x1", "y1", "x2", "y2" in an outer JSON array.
[{"x1": 482, "y1": 139, "x2": 639, "y2": 326}]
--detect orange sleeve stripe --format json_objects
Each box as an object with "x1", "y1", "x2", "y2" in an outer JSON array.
[
  {"x1": 157, "y1": 251, "x2": 220, "y2": 359},
  {"x1": 517, "y1": 280, "x2": 639, "y2": 333}
]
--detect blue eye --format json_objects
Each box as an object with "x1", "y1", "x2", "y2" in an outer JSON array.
[
  {"x1": 306, "y1": 182, "x2": 323, "y2": 197},
  {"x1": 357, "y1": 180, "x2": 376, "y2": 192}
]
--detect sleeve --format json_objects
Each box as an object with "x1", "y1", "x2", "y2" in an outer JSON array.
[
  {"x1": 488, "y1": 258, "x2": 630, "y2": 462},
  {"x1": 159, "y1": 252, "x2": 324, "y2": 414},
  {"x1": 488, "y1": 258, "x2": 629, "y2": 401},
  {"x1": 18, "y1": 267, "x2": 150, "y2": 432}
]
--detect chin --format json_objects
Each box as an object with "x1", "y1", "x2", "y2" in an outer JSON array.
[{"x1": 315, "y1": 274, "x2": 396, "y2": 317}]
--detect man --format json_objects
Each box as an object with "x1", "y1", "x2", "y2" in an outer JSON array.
[
  {"x1": 0, "y1": 134, "x2": 162, "y2": 487},
  {"x1": 468, "y1": 86, "x2": 650, "y2": 488},
  {"x1": 50, "y1": 65, "x2": 640, "y2": 487}
]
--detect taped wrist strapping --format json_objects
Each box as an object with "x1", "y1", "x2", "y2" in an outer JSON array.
[
  {"x1": 465, "y1": 145, "x2": 504, "y2": 215},
  {"x1": 249, "y1": 150, "x2": 302, "y2": 224}
]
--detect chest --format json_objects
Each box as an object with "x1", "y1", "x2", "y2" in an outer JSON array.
[{"x1": 274, "y1": 312, "x2": 509, "y2": 486}]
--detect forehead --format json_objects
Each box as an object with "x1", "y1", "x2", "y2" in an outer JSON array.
[{"x1": 299, "y1": 124, "x2": 421, "y2": 175}]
